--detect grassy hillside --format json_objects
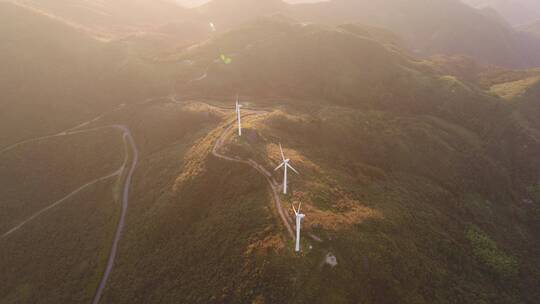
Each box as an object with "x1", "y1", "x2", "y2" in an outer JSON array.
[
  {"x1": 0, "y1": 129, "x2": 125, "y2": 303},
  {"x1": 0, "y1": 179, "x2": 120, "y2": 304},
  {"x1": 0, "y1": 129, "x2": 124, "y2": 233},
  {"x1": 215, "y1": 100, "x2": 540, "y2": 303},
  {"x1": 175, "y1": 17, "x2": 509, "y2": 136},
  {"x1": 176, "y1": 17, "x2": 408, "y2": 100},
  {"x1": 70, "y1": 94, "x2": 539, "y2": 303},
  {"x1": 97, "y1": 101, "x2": 287, "y2": 303}
]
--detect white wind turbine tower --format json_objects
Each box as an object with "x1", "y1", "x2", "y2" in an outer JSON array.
[
  {"x1": 292, "y1": 202, "x2": 305, "y2": 252},
  {"x1": 274, "y1": 143, "x2": 299, "y2": 195},
  {"x1": 235, "y1": 94, "x2": 242, "y2": 136}
]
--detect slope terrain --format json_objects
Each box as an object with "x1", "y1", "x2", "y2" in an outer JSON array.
[
  {"x1": 0, "y1": 128, "x2": 125, "y2": 303},
  {"x1": 71, "y1": 18, "x2": 540, "y2": 303}
]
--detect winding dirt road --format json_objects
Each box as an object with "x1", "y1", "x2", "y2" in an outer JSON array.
[{"x1": 211, "y1": 112, "x2": 295, "y2": 240}]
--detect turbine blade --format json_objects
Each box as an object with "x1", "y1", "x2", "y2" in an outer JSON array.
[
  {"x1": 298, "y1": 202, "x2": 302, "y2": 213},
  {"x1": 274, "y1": 162, "x2": 285, "y2": 171},
  {"x1": 279, "y1": 143, "x2": 285, "y2": 161},
  {"x1": 287, "y1": 163, "x2": 299, "y2": 174},
  {"x1": 292, "y1": 204, "x2": 297, "y2": 215}
]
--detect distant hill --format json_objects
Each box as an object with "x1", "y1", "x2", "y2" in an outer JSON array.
[
  {"x1": 194, "y1": 0, "x2": 540, "y2": 68},
  {"x1": 293, "y1": 0, "x2": 540, "y2": 68},
  {"x1": 176, "y1": 17, "x2": 504, "y2": 130},
  {"x1": 0, "y1": 2, "x2": 174, "y2": 146},
  {"x1": 21, "y1": 0, "x2": 540, "y2": 68},
  {"x1": 13, "y1": 0, "x2": 191, "y2": 37}
]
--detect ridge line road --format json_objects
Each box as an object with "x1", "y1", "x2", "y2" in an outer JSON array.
[
  {"x1": 209, "y1": 105, "x2": 325, "y2": 246},
  {"x1": 211, "y1": 111, "x2": 296, "y2": 240}
]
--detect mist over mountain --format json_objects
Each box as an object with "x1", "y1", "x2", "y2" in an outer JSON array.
[
  {"x1": 175, "y1": 0, "x2": 325, "y2": 7},
  {"x1": 193, "y1": 0, "x2": 540, "y2": 68},
  {"x1": 462, "y1": 0, "x2": 540, "y2": 26},
  {"x1": 2, "y1": 1, "x2": 540, "y2": 303}
]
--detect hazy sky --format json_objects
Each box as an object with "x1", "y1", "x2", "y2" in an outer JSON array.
[
  {"x1": 462, "y1": 0, "x2": 540, "y2": 25},
  {"x1": 175, "y1": 0, "x2": 326, "y2": 8}
]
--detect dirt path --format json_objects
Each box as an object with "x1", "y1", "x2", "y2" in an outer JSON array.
[
  {"x1": 211, "y1": 113, "x2": 295, "y2": 240},
  {"x1": 0, "y1": 125, "x2": 130, "y2": 240},
  {"x1": 0, "y1": 169, "x2": 122, "y2": 240}
]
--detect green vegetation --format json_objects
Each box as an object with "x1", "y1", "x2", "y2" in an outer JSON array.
[
  {"x1": 466, "y1": 226, "x2": 519, "y2": 277},
  {"x1": 0, "y1": 130, "x2": 123, "y2": 303},
  {"x1": 0, "y1": 179, "x2": 120, "y2": 303},
  {"x1": 0, "y1": 129, "x2": 123, "y2": 233}
]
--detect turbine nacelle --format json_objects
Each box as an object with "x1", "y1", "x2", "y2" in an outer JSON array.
[{"x1": 274, "y1": 143, "x2": 299, "y2": 194}]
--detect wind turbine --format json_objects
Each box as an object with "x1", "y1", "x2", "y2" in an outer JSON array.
[
  {"x1": 292, "y1": 202, "x2": 305, "y2": 252},
  {"x1": 235, "y1": 94, "x2": 242, "y2": 136},
  {"x1": 274, "y1": 143, "x2": 299, "y2": 195}
]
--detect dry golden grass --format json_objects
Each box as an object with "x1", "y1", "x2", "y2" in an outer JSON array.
[
  {"x1": 264, "y1": 142, "x2": 321, "y2": 172},
  {"x1": 292, "y1": 194, "x2": 382, "y2": 231},
  {"x1": 245, "y1": 233, "x2": 286, "y2": 255},
  {"x1": 489, "y1": 76, "x2": 540, "y2": 101},
  {"x1": 173, "y1": 123, "x2": 223, "y2": 188}
]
